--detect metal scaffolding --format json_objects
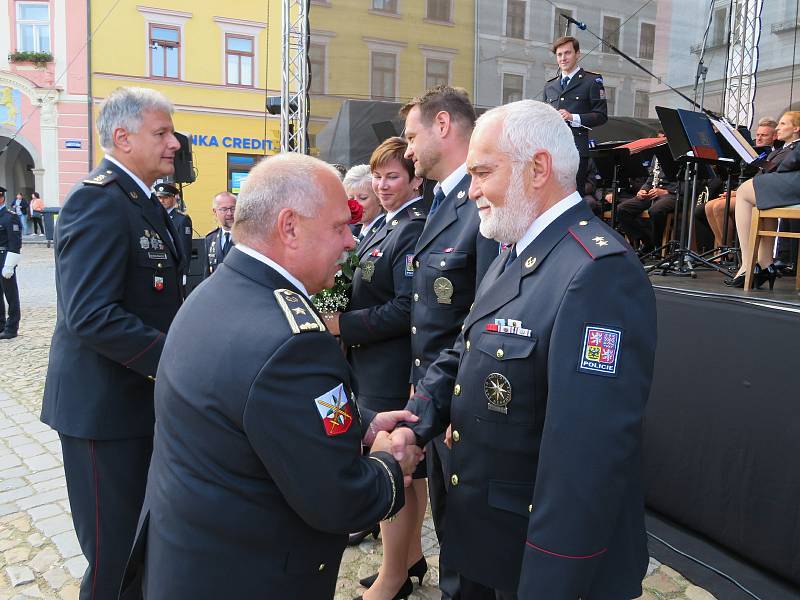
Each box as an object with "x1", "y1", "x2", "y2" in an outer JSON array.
[
  {"x1": 281, "y1": 0, "x2": 309, "y2": 153},
  {"x1": 723, "y1": 0, "x2": 763, "y2": 128}
]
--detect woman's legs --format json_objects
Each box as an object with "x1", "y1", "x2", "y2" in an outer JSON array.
[
  {"x1": 364, "y1": 490, "x2": 417, "y2": 599},
  {"x1": 705, "y1": 199, "x2": 723, "y2": 247},
  {"x1": 734, "y1": 180, "x2": 776, "y2": 276},
  {"x1": 406, "y1": 479, "x2": 427, "y2": 567}
]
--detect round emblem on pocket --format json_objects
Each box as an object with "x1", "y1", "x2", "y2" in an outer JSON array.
[
  {"x1": 361, "y1": 261, "x2": 375, "y2": 282},
  {"x1": 433, "y1": 277, "x2": 453, "y2": 305},
  {"x1": 484, "y1": 373, "x2": 512, "y2": 414}
]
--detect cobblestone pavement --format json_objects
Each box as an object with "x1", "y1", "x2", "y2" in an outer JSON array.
[{"x1": 0, "y1": 244, "x2": 717, "y2": 599}]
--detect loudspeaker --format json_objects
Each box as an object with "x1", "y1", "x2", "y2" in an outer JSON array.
[{"x1": 173, "y1": 132, "x2": 196, "y2": 184}]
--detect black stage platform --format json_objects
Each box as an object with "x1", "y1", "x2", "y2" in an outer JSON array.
[{"x1": 644, "y1": 269, "x2": 800, "y2": 600}]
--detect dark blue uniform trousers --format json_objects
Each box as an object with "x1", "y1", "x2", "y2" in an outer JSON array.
[{"x1": 60, "y1": 434, "x2": 152, "y2": 600}]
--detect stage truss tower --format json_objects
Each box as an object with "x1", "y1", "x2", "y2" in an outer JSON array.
[
  {"x1": 281, "y1": 0, "x2": 309, "y2": 153},
  {"x1": 723, "y1": 0, "x2": 763, "y2": 128}
]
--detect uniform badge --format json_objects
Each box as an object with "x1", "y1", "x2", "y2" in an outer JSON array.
[
  {"x1": 457, "y1": 190, "x2": 466, "y2": 199},
  {"x1": 485, "y1": 373, "x2": 512, "y2": 414},
  {"x1": 525, "y1": 256, "x2": 536, "y2": 269},
  {"x1": 153, "y1": 275, "x2": 164, "y2": 291},
  {"x1": 140, "y1": 236, "x2": 150, "y2": 250},
  {"x1": 362, "y1": 261, "x2": 375, "y2": 282},
  {"x1": 314, "y1": 383, "x2": 354, "y2": 436},
  {"x1": 185, "y1": 226, "x2": 191, "y2": 235},
  {"x1": 433, "y1": 277, "x2": 453, "y2": 305},
  {"x1": 129, "y1": 191, "x2": 138, "y2": 199},
  {"x1": 599, "y1": 88, "x2": 606, "y2": 100},
  {"x1": 579, "y1": 325, "x2": 622, "y2": 377},
  {"x1": 370, "y1": 248, "x2": 382, "y2": 257},
  {"x1": 391, "y1": 219, "x2": 399, "y2": 226},
  {"x1": 405, "y1": 254, "x2": 414, "y2": 278},
  {"x1": 12, "y1": 224, "x2": 19, "y2": 232}
]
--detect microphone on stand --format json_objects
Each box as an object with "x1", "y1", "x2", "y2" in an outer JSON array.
[{"x1": 562, "y1": 14, "x2": 588, "y2": 31}]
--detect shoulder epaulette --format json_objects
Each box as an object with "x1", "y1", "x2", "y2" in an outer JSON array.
[
  {"x1": 568, "y1": 219, "x2": 627, "y2": 260},
  {"x1": 205, "y1": 228, "x2": 220, "y2": 239},
  {"x1": 274, "y1": 289, "x2": 326, "y2": 334},
  {"x1": 407, "y1": 205, "x2": 426, "y2": 220},
  {"x1": 547, "y1": 74, "x2": 559, "y2": 82},
  {"x1": 83, "y1": 169, "x2": 117, "y2": 187}
]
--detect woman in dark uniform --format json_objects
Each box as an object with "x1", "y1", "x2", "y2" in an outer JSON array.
[
  {"x1": 726, "y1": 111, "x2": 800, "y2": 288},
  {"x1": 327, "y1": 137, "x2": 427, "y2": 600}
]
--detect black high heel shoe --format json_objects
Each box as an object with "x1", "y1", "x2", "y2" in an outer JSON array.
[
  {"x1": 723, "y1": 273, "x2": 745, "y2": 288},
  {"x1": 753, "y1": 263, "x2": 778, "y2": 290},
  {"x1": 359, "y1": 556, "x2": 428, "y2": 588},
  {"x1": 348, "y1": 525, "x2": 380, "y2": 546},
  {"x1": 353, "y1": 577, "x2": 413, "y2": 600}
]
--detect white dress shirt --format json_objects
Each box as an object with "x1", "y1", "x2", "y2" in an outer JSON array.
[
  {"x1": 515, "y1": 191, "x2": 584, "y2": 256},
  {"x1": 235, "y1": 243, "x2": 310, "y2": 298}
]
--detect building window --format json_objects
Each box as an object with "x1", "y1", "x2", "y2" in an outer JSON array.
[
  {"x1": 506, "y1": 1, "x2": 526, "y2": 39},
  {"x1": 639, "y1": 23, "x2": 655, "y2": 60},
  {"x1": 502, "y1": 73, "x2": 524, "y2": 104},
  {"x1": 712, "y1": 7, "x2": 728, "y2": 46},
  {"x1": 605, "y1": 86, "x2": 616, "y2": 116},
  {"x1": 371, "y1": 52, "x2": 397, "y2": 100},
  {"x1": 602, "y1": 16, "x2": 621, "y2": 53},
  {"x1": 150, "y1": 24, "x2": 180, "y2": 79},
  {"x1": 553, "y1": 7, "x2": 574, "y2": 41},
  {"x1": 372, "y1": 0, "x2": 398, "y2": 13},
  {"x1": 228, "y1": 154, "x2": 265, "y2": 194},
  {"x1": 634, "y1": 90, "x2": 649, "y2": 118},
  {"x1": 426, "y1": 58, "x2": 450, "y2": 89},
  {"x1": 226, "y1": 35, "x2": 254, "y2": 86},
  {"x1": 309, "y1": 43, "x2": 326, "y2": 94},
  {"x1": 427, "y1": 0, "x2": 451, "y2": 22},
  {"x1": 16, "y1": 2, "x2": 50, "y2": 53}
]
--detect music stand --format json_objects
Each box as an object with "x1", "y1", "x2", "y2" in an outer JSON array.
[
  {"x1": 646, "y1": 107, "x2": 735, "y2": 277},
  {"x1": 588, "y1": 142, "x2": 630, "y2": 228}
]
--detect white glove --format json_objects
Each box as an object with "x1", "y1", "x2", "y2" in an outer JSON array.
[{"x1": 2, "y1": 252, "x2": 20, "y2": 279}]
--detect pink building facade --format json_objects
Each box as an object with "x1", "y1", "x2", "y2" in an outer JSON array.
[{"x1": 0, "y1": 0, "x2": 90, "y2": 206}]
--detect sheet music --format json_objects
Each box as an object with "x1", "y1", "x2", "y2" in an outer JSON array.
[{"x1": 708, "y1": 116, "x2": 761, "y2": 164}]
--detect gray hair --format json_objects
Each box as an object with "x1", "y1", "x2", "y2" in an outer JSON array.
[
  {"x1": 757, "y1": 117, "x2": 778, "y2": 129},
  {"x1": 476, "y1": 100, "x2": 579, "y2": 192},
  {"x1": 212, "y1": 191, "x2": 236, "y2": 207},
  {"x1": 97, "y1": 87, "x2": 174, "y2": 152},
  {"x1": 233, "y1": 153, "x2": 338, "y2": 240},
  {"x1": 342, "y1": 164, "x2": 372, "y2": 194}
]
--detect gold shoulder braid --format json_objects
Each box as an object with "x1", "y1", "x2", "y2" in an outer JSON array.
[{"x1": 274, "y1": 289, "x2": 326, "y2": 334}]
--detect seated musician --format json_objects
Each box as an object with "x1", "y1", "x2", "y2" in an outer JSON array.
[{"x1": 725, "y1": 111, "x2": 800, "y2": 288}]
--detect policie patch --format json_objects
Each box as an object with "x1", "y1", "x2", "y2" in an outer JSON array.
[
  {"x1": 578, "y1": 325, "x2": 622, "y2": 377},
  {"x1": 314, "y1": 383, "x2": 354, "y2": 436}
]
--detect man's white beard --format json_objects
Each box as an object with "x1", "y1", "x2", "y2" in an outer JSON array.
[{"x1": 477, "y1": 168, "x2": 535, "y2": 244}]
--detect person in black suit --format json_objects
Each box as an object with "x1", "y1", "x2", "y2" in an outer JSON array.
[
  {"x1": 204, "y1": 191, "x2": 236, "y2": 276},
  {"x1": 0, "y1": 186, "x2": 22, "y2": 340},
  {"x1": 327, "y1": 137, "x2": 427, "y2": 600},
  {"x1": 543, "y1": 36, "x2": 608, "y2": 192},
  {"x1": 391, "y1": 99, "x2": 657, "y2": 599},
  {"x1": 40, "y1": 87, "x2": 184, "y2": 600},
  {"x1": 401, "y1": 85, "x2": 498, "y2": 600},
  {"x1": 155, "y1": 182, "x2": 193, "y2": 284},
  {"x1": 120, "y1": 153, "x2": 422, "y2": 600}
]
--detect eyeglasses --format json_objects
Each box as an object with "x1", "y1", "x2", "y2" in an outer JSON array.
[{"x1": 214, "y1": 207, "x2": 236, "y2": 213}]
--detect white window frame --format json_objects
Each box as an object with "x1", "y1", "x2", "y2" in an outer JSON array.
[
  {"x1": 16, "y1": 1, "x2": 51, "y2": 53},
  {"x1": 552, "y1": 4, "x2": 578, "y2": 42},
  {"x1": 137, "y1": 6, "x2": 192, "y2": 81},
  {"x1": 214, "y1": 17, "x2": 267, "y2": 88},
  {"x1": 638, "y1": 20, "x2": 655, "y2": 60},
  {"x1": 364, "y1": 37, "x2": 406, "y2": 101},
  {"x1": 600, "y1": 11, "x2": 624, "y2": 54},
  {"x1": 425, "y1": 0, "x2": 453, "y2": 23},
  {"x1": 498, "y1": 61, "x2": 528, "y2": 104},
  {"x1": 309, "y1": 30, "x2": 336, "y2": 95},
  {"x1": 634, "y1": 89, "x2": 650, "y2": 119},
  {"x1": 370, "y1": 0, "x2": 400, "y2": 15},
  {"x1": 503, "y1": 0, "x2": 528, "y2": 41},
  {"x1": 418, "y1": 44, "x2": 456, "y2": 90}
]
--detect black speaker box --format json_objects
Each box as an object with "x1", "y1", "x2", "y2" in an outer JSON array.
[{"x1": 174, "y1": 132, "x2": 196, "y2": 184}]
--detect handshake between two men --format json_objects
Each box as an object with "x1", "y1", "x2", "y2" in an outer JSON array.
[{"x1": 363, "y1": 409, "x2": 424, "y2": 487}]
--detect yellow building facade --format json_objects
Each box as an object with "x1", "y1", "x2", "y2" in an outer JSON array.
[
  {"x1": 309, "y1": 0, "x2": 476, "y2": 139},
  {"x1": 90, "y1": 0, "x2": 283, "y2": 234}
]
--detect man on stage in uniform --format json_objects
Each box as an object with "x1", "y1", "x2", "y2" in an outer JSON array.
[
  {"x1": 401, "y1": 85, "x2": 497, "y2": 599},
  {"x1": 155, "y1": 182, "x2": 193, "y2": 264},
  {"x1": 543, "y1": 36, "x2": 608, "y2": 192},
  {"x1": 204, "y1": 191, "x2": 236, "y2": 276},
  {"x1": 0, "y1": 186, "x2": 22, "y2": 340},
  {"x1": 41, "y1": 87, "x2": 184, "y2": 600},
  {"x1": 120, "y1": 153, "x2": 421, "y2": 600},
  {"x1": 393, "y1": 100, "x2": 657, "y2": 599}
]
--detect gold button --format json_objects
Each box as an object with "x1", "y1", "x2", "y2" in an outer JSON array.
[
  {"x1": 440, "y1": 260, "x2": 446, "y2": 267},
  {"x1": 450, "y1": 474, "x2": 459, "y2": 486},
  {"x1": 579, "y1": 220, "x2": 588, "y2": 226},
  {"x1": 413, "y1": 293, "x2": 419, "y2": 301},
  {"x1": 496, "y1": 348, "x2": 504, "y2": 359},
  {"x1": 465, "y1": 340, "x2": 471, "y2": 351},
  {"x1": 528, "y1": 504, "x2": 533, "y2": 513},
  {"x1": 157, "y1": 263, "x2": 163, "y2": 268},
  {"x1": 415, "y1": 260, "x2": 420, "y2": 268},
  {"x1": 414, "y1": 358, "x2": 421, "y2": 367},
  {"x1": 318, "y1": 563, "x2": 325, "y2": 571},
  {"x1": 411, "y1": 326, "x2": 417, "y2": 334},
  {"x1": 560, "y1": 97, "x2": 565, "y2": 101},
  {"x1": 461, "y1": 324, "x2": 465, "y2": 331},
  {"x1": 453, "y1": 384, "x2": 461, "y2": 396},
  {"x1": 452, "y1": 430, "x2": 460, "y2": 442}
]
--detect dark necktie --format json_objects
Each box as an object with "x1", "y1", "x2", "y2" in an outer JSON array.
[
  {"x1": 222, "y1": 232, "x2": 231, "y2": 256},
  {"x1": 500, "y1": 245, "x2": 517, "y2": 274},
  {"x1": 561, "y1": 76, "x2": 570, "y2": 90},
  {"x1": 429, "y1": 188, "x2": 446, "y2": 216}
]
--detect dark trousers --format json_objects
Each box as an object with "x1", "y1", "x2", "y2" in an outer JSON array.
[
  {"x1": 30, "y1": 216, "x2": 44, "y2": 234},
  {"x1": 427, "y1": 435, "x2": 461, "y2": 599},
  {"x1": 459, "y1": 574, "x2": 517, "y2": 600},
  {"x1": 617, "y1": 195, "x2": 676, "y2": 250},
  {"x1": 0, "y1": 270, "x2": 20, "y2": 333},
  {"x1": 60, "y1": 434, "x2": 153, "y2": 600}
]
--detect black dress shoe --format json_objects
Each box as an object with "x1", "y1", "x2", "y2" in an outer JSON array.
[
  {"x1": 0, "y1": 330, "x2": 17, "y2": 340},
  {"x1": 723, "y1": 274, "x2": 745, "y2": 288},
  {"x1": 353, "y1": 577, "x2": 413, "y2": 600},
  {"x1": 359, "y1": 556, "x2": 428, "y2": 588},
  {"x1": 347, "y1": 525, "x2": 379, "y2": 546},
  {"x1": 753, "y1": 263, "x2": 778, "y2": 290}
]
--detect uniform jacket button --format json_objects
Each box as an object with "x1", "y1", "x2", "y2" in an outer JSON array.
[
  {"x1": 465, "y1": 340, "x2": 471, "y2": 351},
  {"x1": 528, "y1": 504, "x2": 533, "y2": 513},
  {"x1": 318, "y1": 563, "x2": 325, "y2": 571},
  {"x1": 452, "y1": 430, "x2": 460, "y2": 443},
  {"x1": 413, "y1": 293, "x2": 419, "y2": 301},
  {"x1": 451, "y1": 474, "x2": 459, "y2": 486},
  {"x1": 415, "y1": 260, "x2": 420, "y2": 268},
  {"x1": 411, "y1": 326, "x2": 417, "y2": 334},
  {"x1": 496, "y1": 348, "x2": 504, "y2": 359},
  {"x1": 453, "y1": 384, "x2": 461, "y2": 396},
  {"x1": 414, "y1": 358, "x2": 421, "y2": 367},
  {"x1": 440, "y1": 260, "x2": 446, "y2": 267}
]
